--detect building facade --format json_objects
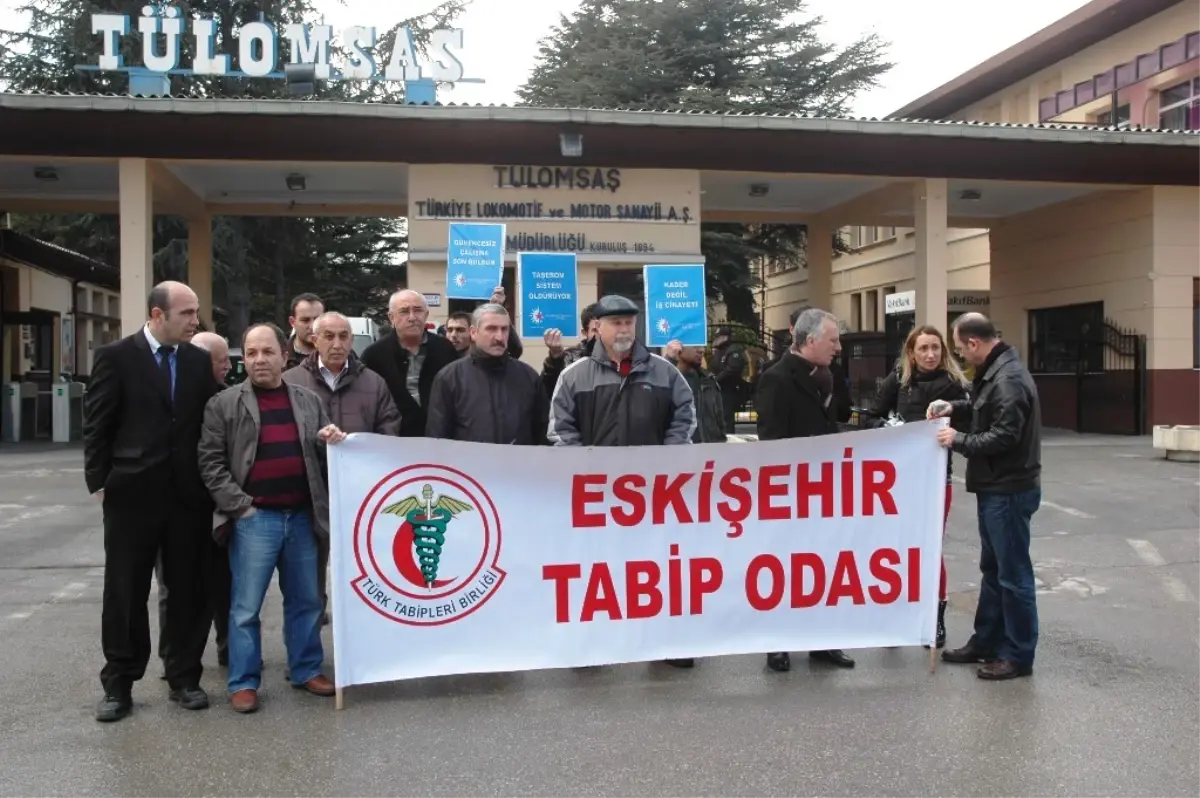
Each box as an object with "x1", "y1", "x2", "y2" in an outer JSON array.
[
  {"x1": 406, "y1": 164, "x2": 703, "y2": 367},
  {"x1": 761, "y1": 0, "x2": 1200, "y2": 430},
  {"x1": 0, "y1": 227, "x2": 120, "y2": 384}
]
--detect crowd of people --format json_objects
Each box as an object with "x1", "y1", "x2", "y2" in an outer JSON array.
[{"x1": 82, "y1": 278, "x2": 1041, "y2": 722}]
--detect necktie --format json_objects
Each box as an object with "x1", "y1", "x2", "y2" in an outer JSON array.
[{"x1": 159, "y1": 346, "x2": 175, "y2": 402}]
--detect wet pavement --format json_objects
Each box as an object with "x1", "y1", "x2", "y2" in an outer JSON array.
[{"x1": 0, "y1": 432, "x2": 1196, "y2": 796}]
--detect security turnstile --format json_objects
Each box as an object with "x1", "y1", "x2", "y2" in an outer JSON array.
[
  {"x1": 51, "y1": 382, "x2": 85, "y2": 443},
  {"x1": 2, "y1": 382, "x2": 38, "y2": 443}
]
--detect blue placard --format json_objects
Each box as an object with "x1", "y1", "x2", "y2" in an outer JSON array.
[
  {"x1": 644, "y1": 263, "x2": 707, "y2": 347},
  {"x1": 518, "y1": 252, "x2": 579, "y2": 338},
  {"x1": 447, "y1": 222, "x2": 505, "y2": 300}
]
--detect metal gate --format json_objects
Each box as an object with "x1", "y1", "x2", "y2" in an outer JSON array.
[{"x1": 1073, "y1": 318, "x2": 1147, "y2": 435}]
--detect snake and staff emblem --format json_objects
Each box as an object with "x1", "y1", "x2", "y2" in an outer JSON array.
[{"x1": 382, "y1": 484, "x2": 474, "y2": 590}]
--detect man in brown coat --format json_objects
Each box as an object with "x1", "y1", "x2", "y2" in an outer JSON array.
[
  {"x1": 283, "y1": 311, "x2": 400, "y2": 437},
  {"x1": 283, "y1": 310, "x2": 400, "y2": 621}
]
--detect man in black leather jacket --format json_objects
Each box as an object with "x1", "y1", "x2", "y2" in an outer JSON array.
[{"x1": 930, "y1": 312, "x2": 1041, "y2": 681}]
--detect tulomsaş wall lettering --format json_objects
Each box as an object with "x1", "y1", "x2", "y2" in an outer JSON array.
[{"x1": 86, "y1": 7, "x2": 467, "y2": 82}]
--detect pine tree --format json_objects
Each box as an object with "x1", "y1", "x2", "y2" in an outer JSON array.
[{"x1": 518, "y1": 0, "x2": 891, "y2": 327}]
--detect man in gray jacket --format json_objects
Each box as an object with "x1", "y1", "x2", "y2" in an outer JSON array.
[
  {"x1": 198, "y1": 322, "x2": 347, "y2": 714},
  {"x1": 547, "y1": 295, "x2": 696, "y2": 669},
  {"x1": 548, "y1": 295, "x2": 696, "y2": 447}
]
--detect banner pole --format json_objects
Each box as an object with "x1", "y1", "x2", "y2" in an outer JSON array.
[{"x1": 336, "y1": 687, "x2": 344, "y2": 710}]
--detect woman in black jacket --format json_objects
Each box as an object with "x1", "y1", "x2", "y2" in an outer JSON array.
[{"x1": 866, "y1": 325, "x2": 969, "y2": 649}]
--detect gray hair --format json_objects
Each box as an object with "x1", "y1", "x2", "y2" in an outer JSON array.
[
  {"x1": 792, "y1": 308, "x2": 838, "y2": 348},
  {"x1": 389, "y1": 289, "x2": 427, "y2": 312},
  {"x1": 471, "y1": 303, "x2": 509, "y2": 328},
  {"x1": 312, "y1": 311, "x2": 349, "y2": 335}
]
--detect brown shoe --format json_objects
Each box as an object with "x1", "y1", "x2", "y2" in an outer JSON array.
[
  {"x1": 293, "y1": 674, "x2": 335, "y2": 697},
  {"x1": 977, "y1": 659, "x2": 1033, "y2": 680},
  {"x1": 230, "y1": 689, "x2": 259, "y2": 713}
]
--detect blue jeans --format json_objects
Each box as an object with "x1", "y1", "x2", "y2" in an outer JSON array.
[
  {"x1": 968, "y1": 488, "x2": 1041, "y2": 666},
  {"x1": 227, "y1": 507, "x2": 324, "y2": 693}
]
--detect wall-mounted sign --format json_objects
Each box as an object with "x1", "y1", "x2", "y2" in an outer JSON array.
[
  {"x1": 422, "y1": 293, "x2": 443, "y2": 308},
  {"x1": 413, "y1": 199, "x2": 693, "y2": 223},
  {"x1": 507, "y1": 232, "x2": 659, "y2": 255},
  {"x1": 884, "y1": 290, "x2": 991, "y2": 316},
  {"x1": 85, "y1": 8, "x2": 472, "y2": 83},
  {"x1": 948, "y1": 292, "x2": 990, "y2": 311},
  {"x1": 494, "y1": 166, "x2": 622, "y2": 193},
  {"x1": 884, "y1": 291, "x2": 916, "y2": 316}
]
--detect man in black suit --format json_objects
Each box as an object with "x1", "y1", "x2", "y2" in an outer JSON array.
[
  {"x1": 360, "y1": 289, "x2": 458, "y2": 437},
  {"x1": 83, "y1": 281, "x2": 221, "y2": 722},
  {"x1": 755, "y1": 307, "x2": 856, "y2": 674}
]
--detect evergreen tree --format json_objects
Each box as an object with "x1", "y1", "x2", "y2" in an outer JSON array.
[
  {"x1": 518, "y1": 0, "x2": 891, "y2": 327},
  {"x1": 0, "y1": 0, "x2": 463, "y2": 342}
]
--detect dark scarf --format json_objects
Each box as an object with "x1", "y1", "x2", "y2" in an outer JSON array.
[
  {"x1": 470, "y1": 346, "x2": 508, "y2": 373},
  {"x1": 973, "y1": 341, "x2": 1010, "y2": 392},
  {"x1": 794, "y1": 354, "x2": 834, "y2": 398}
]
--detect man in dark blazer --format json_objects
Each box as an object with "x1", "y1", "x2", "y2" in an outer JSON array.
[
  {"x1": 360, "y1": 289, "x2": 458, "y2": 437},
  {"x1": 754, "y1": 307, "x2": 856, "y2": 674},
  {"x1": 83, "y1": 281, "x2": 221, "y2": 722}
]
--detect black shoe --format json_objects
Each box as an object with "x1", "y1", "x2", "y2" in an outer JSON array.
[
  {"x1": 942, "y1": 644, "x2": 995, "y2": 664},
  {"x1": 766, "y1": 652, "x2": 790, "y2": 672},
  {"x1": 663, "y1": 658, "x2": 694, "y2": 669},
  {"x1": 810, "y1": 649, "x2": 855, "y2": 668},
  {"x1": 95, "y1": 693, "x2": 132, "y2": 723},
  {"x1": 168, "y1": 685, "x2": 210, "y2": 710},
  {"x1": 924, "y1": 600, "x2": 948, "y2": 650}
]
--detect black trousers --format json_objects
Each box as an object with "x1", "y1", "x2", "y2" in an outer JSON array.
[
  {"x1": 157, "y1": 541, "x2": 230, "y2": 662},
  {"x1": 720, "y1": 387, "x2": 740, "y2": 434},
  {"x1": 100, "y1": 492, "x2": 212, "y2": 696}
]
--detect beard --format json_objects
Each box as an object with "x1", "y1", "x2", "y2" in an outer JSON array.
[{"x1": 611, "y1": 337, "x2": 634, "y2": 353}]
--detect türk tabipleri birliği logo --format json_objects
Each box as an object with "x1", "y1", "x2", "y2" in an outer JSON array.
[{"x1": 351, "y1": 465, "x2": 505, "y2": 626}]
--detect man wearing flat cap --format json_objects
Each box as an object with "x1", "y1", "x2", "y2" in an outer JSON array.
[
  {"x1": 547, "y1": 295, "x2": 696, "y2": 448},
  {"x1": 547, "y1": 294, "x2": 698, "y2": 666}
]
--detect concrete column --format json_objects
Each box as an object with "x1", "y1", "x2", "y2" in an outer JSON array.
[
  {"x1": 119, "y1": 159, "x2": 153, "y2": 337},
  {"x1": 913, "y1": 179, "x2": 949, "y2": 330},
  {"x1": 188, "y1": 215, "x2": 213, "y2": 330},
  {"x1": 805, "y1": 223, "x2": 833, "y2": 312}
]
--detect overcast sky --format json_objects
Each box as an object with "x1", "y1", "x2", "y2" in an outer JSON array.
[{"x1": 1, "y1": 0, "x2": 1094, "y2": 116}]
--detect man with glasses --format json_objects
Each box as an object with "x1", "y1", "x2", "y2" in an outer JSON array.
[{"x1": 361, "y1": 289, "x2": 459, "y2": 437}]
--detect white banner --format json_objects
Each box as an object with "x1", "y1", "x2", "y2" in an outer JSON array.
[{"x1": 328, "y1": 422, "x2": 948, "y2": 689}]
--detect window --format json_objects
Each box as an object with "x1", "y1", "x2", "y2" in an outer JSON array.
[
  {"x1": 850, "y1": 292, "x2": 862, "y2": 330},
  {"x1": 1095, "y1": 103, "x2": 1131, "y2": 127},
  {"x1": 1027, "y1": 301, "x2": 1105, "y2": 374},
  {"x1": 865, "y1": 291, "x2": 879, "y2": 332},
  {"x1": 1158, "y1": 78, "x2": 1200, "y2": 130},
  {"x1": 1193, "y1": 278, "x2": 1199, "y2": 369}
]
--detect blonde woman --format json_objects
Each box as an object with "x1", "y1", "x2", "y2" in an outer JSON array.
[{"x1": 866, "y1": 325, "x2": 970, "y2": 648}]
